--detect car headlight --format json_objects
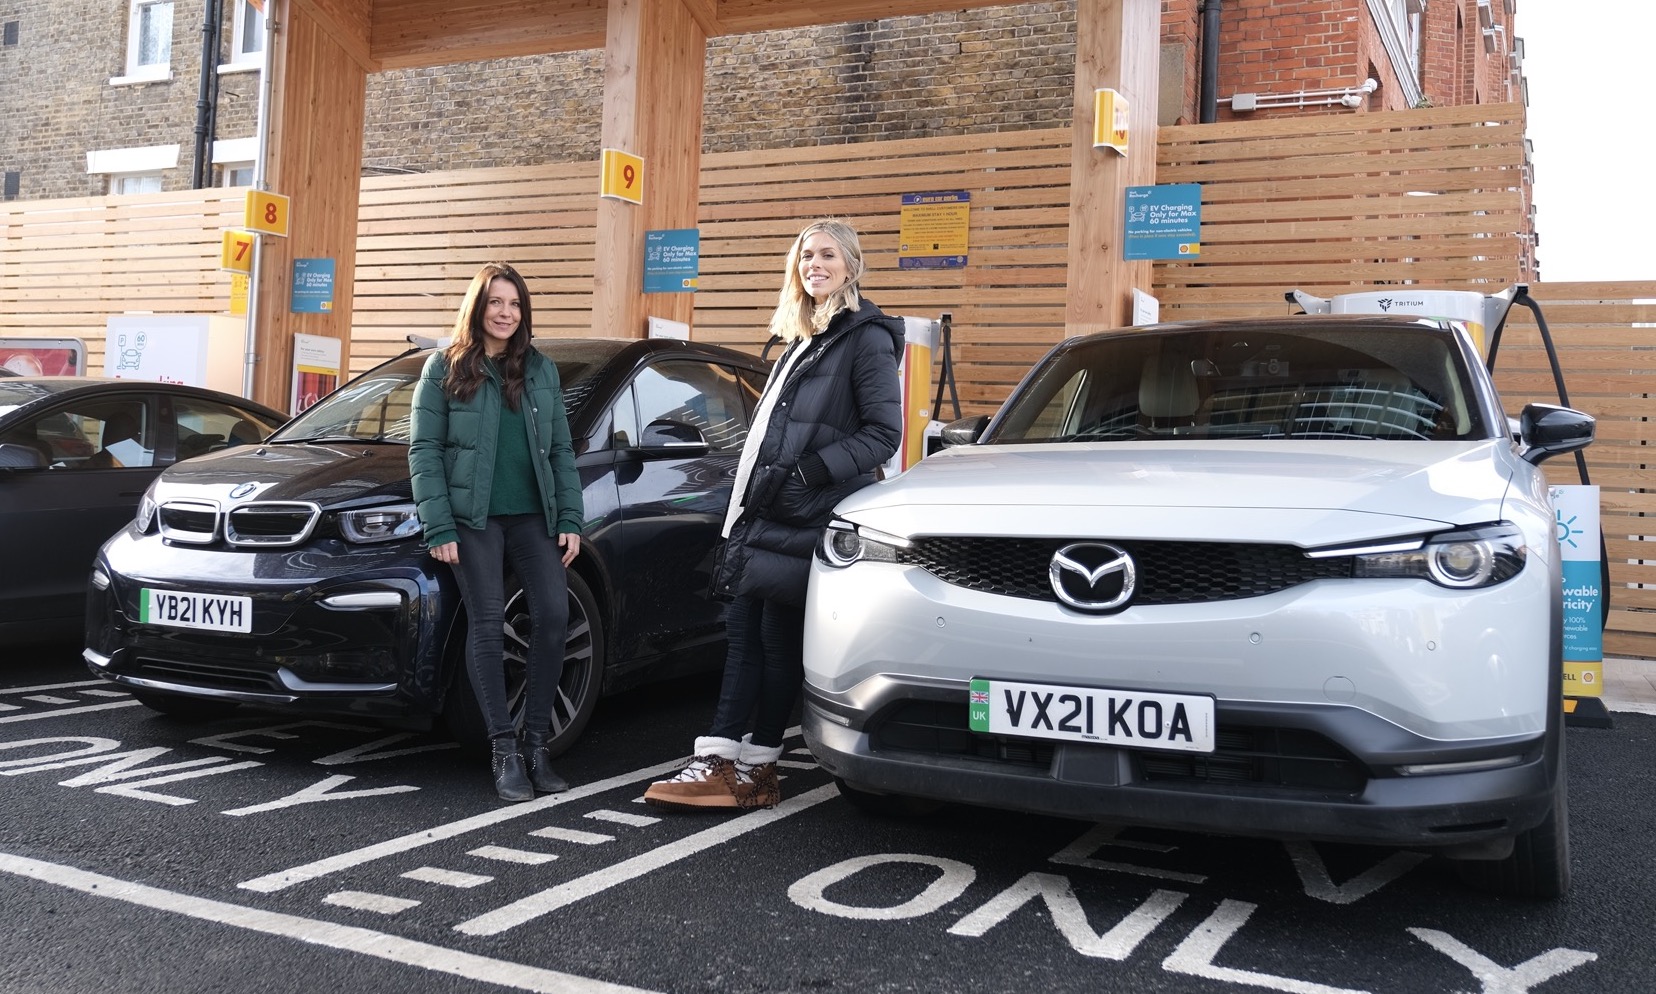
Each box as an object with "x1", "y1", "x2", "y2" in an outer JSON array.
[
  {"x1": 135, "y1": 481, "x2": 159, "y2": 533},
  {"x1": 1350, "y1": 523, "x2": 1526, "y2": 588},
  {"x1": 337, "y1": 503, "x2": 423, "y2": 544},
  {"x1": 817, "y1": 519, "x2": 910, "y2": 568}
]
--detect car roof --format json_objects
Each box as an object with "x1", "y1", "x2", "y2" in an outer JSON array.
[{"x1": 0, "y1": 377, "x2": 288, "y2": 425}]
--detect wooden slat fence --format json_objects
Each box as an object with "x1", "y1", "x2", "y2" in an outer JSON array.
[{"x1": 9, "y1": 103, "x2": 1656, "y2": 657}]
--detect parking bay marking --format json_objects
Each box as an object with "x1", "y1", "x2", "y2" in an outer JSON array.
[
  {"x1": 0, "y1": 851, "x2": 662, "y2": 994},
  {"x1": 0, "y1": 701, "x2": 143, "y2": 724}
]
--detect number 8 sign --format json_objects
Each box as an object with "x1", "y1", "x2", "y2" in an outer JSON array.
[
  {"x1": 245, "y1": 189, "x2": 291, "y2": 237},
  {"x1": 600, "y1": 148, "x2": 644, "y2": 206}
]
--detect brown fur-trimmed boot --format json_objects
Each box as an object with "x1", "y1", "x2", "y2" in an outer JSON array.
[
  {"x1": 734, "y1": 740, "x2": 783, "y2": 810},
  {"x1": 643, "y1": 736, "x2": 742, "y2": 811}
]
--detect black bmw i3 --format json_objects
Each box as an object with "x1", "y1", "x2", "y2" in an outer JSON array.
[{"x1": 85, "y1": 337, "x2": 768, "y2": 755}]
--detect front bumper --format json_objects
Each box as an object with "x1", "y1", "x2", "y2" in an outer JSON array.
[
  {"x1": 803, "y1": 676, "x2": 1558, "y2": 851},
  {"x1": 84, "y1": 526, "x2": 457, "y2": 719}
]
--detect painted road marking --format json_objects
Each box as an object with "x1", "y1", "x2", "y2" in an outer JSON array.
[
  {"x1": 455, "y1": 783, "x2": 840, "y2": 937},
  {"x1": 530, "y1": 827, "x2": 615, "y2": 845},
  {"x1": 404, "y1": 867, "x2": 494, "y2": 888},
  {"x1": 79, "y1": 689, "x2": 131, "y2": 698},
  {"x1": 470, "y1": 846, "x2": 558, "y2": 865},
  {"x1": 239, "y1": 756, "x2": 687, "y2": 892},
  {"x1": 325, "y1": 891, "x2": 422, "y2": 914},
  {"x1": 0, "y1": 701, "x2": 144, "y2": 724},
  {"x1": 4, "y1": 679, "x2": 107, "y2": 694},
  {"x1": 0, "y1": 703, "x2": 17, "y2": 713},
  {"x1": 585, "y1": 809, "x2": 657, "y2": 828},
  {"x1": 0, "y1": 851, "x2": 659, "y2": 994},
  {"x1": 23, "y1": 695, "x2": 76, "y2": 705}
]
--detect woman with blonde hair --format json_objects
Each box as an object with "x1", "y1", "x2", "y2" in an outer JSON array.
[
  {"x1": 409, "y1": 262, "x2": 583, "y2": 801},
  {"x1": 645, "y1": 219, "x2": 903, "y2": 812}
]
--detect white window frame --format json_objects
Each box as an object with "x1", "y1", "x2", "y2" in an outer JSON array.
[
  {"x1": 221, "y1": 0, "x2": 265, "y2": 73},
  {"x1": 112, "y1": 0, "x2": 174, "y2": 86},
  {"x1": 1368, "y1": 0, "x2": 1425, "y2": 107},
  {"x1": 87, "y1": 144, "x2": 180, "y2": 193},
  {"x1": 109, "y1": 173, "x2": 164, "y2": 195},
  {"x1": 212, "y1": 137, "x2": 257, "y2": 186}
]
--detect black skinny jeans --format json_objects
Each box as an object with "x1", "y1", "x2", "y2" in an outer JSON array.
[
  {"x1": 450, "y1": 514, "x2": 569, "y2": 741},
  {"x1": 708, "y1": 594, "x2": 805, "y2": 750}
]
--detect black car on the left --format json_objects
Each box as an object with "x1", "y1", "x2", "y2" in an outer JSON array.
[
  {"x1": 0, "y1": 376, "x2": 285, "y2": 643},
  {"x1": 85, "y1": 337, "x2": 769, "y2": 755}
]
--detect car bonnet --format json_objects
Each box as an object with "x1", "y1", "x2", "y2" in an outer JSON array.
[
  {"x1": 838, "y1": 439, "x2": 1517, "y2": 546},
  {"x1": 153, "y1": 440, "x2": 413, "y2": 508}
]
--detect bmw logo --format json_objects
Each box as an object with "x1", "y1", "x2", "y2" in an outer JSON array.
[
  {"x1": 1049, "y1": 542, "x2": 1136, "y2": 612},
  {"x1": 229, "y1": 482, "x2": 258, "y2": 499}
]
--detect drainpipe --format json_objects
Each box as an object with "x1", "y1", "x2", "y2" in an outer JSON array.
[
  {"x1": 1199, "y1": 0, "x2": 1222, "y2": 123},
  {"x1": 191, "y1": 0, "x2": 225, "y2": 187}
]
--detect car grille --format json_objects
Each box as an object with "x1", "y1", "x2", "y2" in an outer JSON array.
[
  {"x1": 872, "y1": 701, "x2": 1366, "y2": 794},
  {"x1": 894, "y1": 536, "x2": 1352, "y2": 604},
  {"x1": 131, "y1": 656, "x2": 284, "y2": 694},
  {"x1": 158, "y1": 500, "x2": 320, "y2": 548}
]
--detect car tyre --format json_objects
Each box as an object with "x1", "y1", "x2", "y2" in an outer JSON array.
[
  {"x1": 1453, "y1": 765, "x2": 1571, "y2": 899},
  {"x1": 444, "y1": 570, "x2": 605, "y2": 758},
  {"x1": 834, "y1": 777, "x2": 945, "y2": 817},
  {"x1": 132, "y1": 689, "x2": 240, "y2": 721}
]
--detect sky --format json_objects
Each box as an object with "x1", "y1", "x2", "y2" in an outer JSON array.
[{"x1": 1520, "y1": 2, "x2": 1655, "y2": 283}]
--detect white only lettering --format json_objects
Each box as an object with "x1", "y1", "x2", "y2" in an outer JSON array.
[
  {"x1": 1408, "y1": 928, "x2": 1597, "y2": 994},
  {"x1": 97, "y1": 763, "x2": 264, "y2": 805},
  {"x1": 1164, "y1": 899, "x2": 1372, "y2": 994},
  {"x1": 948, "y1": 873, "x2": 1185, "y2": 960},
  {"x1": 222, "y1": 774, "x2": 418, "y2": 816},
  {"x1": 0, "y1": 736, "x2": 122, "y2": 768},
  {"x1": 788, "y1": 854, "x2": 974, "y2": 920}
]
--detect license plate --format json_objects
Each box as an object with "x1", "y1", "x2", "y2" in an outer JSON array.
[
  {"x1": 139, "y1": 588, "x2": 253, "y2": 633},
  {"x1": 968, "y1": 678, "x2": 1215, "y2": 753}
]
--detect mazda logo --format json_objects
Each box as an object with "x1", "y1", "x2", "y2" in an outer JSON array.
[{"x1": 1049, "y1": 542, "x2": 1136, "y2": 612}]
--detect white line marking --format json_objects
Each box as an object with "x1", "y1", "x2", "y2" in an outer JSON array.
[
  {"x1": 22, "y1": 695, "x2": 76, "y2": 705},
  {"x1": 529, "y1": 827, "x2": 615, "y2": 845},
  {"x1": 238, "y1": 756, "x2": 689, "y2": 893},
  {"x1": 0, "y1": 851, "x2": 660, "y2": 994},
  {"x1": 0, "y1": 701, "x2": 144, "y2": 724},
  {"x1": 3, "y1": 679, "x2": 106, "y2": 694},
  {"x1": 584, "y1": 810, "x2": 657, "y2": 827},
  {"x1": 777, "y1": 760, "x2": 816, "y2": 769},
  {"x1": 0, "y1": 703, "x2": 18, "y2": 712},
  {"x1": 403, "y1": 867, "x2": 494, "y2": 888},
  {"x1": 470, "y1": 846, "x2": 559, "y2": 865},
  {"x1": 787, "y1": 748, "x2": 812, "y2": 755},
  {"x1": 456, "y1": 783, "x2": 840, "y2": 936},
  {"x1": 78, "y1": 689, "x2": 132, "y2": 698},
  {"x1": 324, "y1": 891, "x2": 422, "y2": 914}
]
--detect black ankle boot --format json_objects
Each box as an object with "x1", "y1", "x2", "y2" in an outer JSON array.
[
  {"x1": 491, "y1": 736, "x2": 533, "y2": 801},
  {"x1": 521, "y1": 730, "x2": 569, "y2": 793}
]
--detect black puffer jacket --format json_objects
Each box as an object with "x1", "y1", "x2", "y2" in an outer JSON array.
[{"x1": 717, "y1": 298, "x2": 904, "y2": 606}]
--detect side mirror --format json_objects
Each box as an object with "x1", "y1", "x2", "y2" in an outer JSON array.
[
  {"x1": 638, "y1": 419, "x2": 711, "y2": 458},
  {"x1": 1519, "y1": 403, "x2": 1595, "y2": 465},
  {"x1": 939, "y1": 415, "x2": 990, "y2": 447},
  {"x1": 0, "y1": 442, "x2": 47, "y2": 469}
]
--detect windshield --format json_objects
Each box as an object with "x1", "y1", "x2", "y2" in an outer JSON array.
[
  {"x1": 990, "y1": 323, "x2": 1487, "y2": 444},
  {"x1": 269, "y1": 344, "x2": 616, "y2": 444}
]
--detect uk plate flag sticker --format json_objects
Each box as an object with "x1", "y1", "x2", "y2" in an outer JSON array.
[{"x1": 969, "y1": 679, "x2": 991, "y2": 731}]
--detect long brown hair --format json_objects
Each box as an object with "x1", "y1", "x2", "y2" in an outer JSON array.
[{"x1": 442, "y1": 262, "x2": 534, "y2": 409}]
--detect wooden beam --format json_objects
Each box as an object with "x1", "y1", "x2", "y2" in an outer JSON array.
[
  {"x1": 1065, "y1": 0, "x2": 1160, "y2": 335},
  {"x1": 592, "y1": 0, "x2": 707, "y2": 339},
  {"x1": 253, "y1": 1, "x2": 368, "y2": 411},
  {"x1": 290, "y1": 0, "x2": 378, "y2": 72}
]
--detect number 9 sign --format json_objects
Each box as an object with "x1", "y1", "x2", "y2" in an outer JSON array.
[{"x1": 600, "y1": 148, "x2": 645, "y2": 206}]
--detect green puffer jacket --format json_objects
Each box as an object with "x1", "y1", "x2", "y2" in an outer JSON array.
[{"x1": 408, "y1": 349, "x2": 583, "y2": 548}]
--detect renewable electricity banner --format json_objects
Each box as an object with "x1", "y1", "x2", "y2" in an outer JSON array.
[{"x1": 1553, "y1": 485, "x2": 1603, "y2": 698}]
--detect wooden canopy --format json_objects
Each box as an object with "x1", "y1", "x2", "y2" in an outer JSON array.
[{"x1": 253, "y1": 0, "x2": 1157, "y2": 408}]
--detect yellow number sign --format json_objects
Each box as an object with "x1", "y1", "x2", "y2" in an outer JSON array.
[
  {"x1": 221, "y1": 230, "x2": 255, "y2": 274},
  {"x1": 245, "y1": 189, "x2": 291, "y2": 237},
  {"x1": 600, "y1": 148, "x2": 644, "y2": 205}
]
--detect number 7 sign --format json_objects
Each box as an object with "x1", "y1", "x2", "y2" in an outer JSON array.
[
  {"x1": 220, "y1": 230, "x2": 256, "y2": 274},
  {"x1": 600, "y1": 148, "x2": 644, "y2": 205}
]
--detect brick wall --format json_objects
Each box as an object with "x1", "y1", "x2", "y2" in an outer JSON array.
[{"x1": 0, "y1": 0, "x2": 260, "y2": 201}]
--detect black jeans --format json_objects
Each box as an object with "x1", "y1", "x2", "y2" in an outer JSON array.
[
  {"x1": 450, "y1": 514, "x2": 569, "y2": 741},
  {"x1": 707, "y1": 594, "x2": 805, "y2": 750}
]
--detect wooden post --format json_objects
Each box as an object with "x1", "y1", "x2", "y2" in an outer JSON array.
[
  {"x1": 1065, "y1": 0, "x2": 1161, "y2": 336},
  {"x1": 592, "y1": 0, "x2": 708, "y2": 339},
  {"x1": 252, "y1": 0, "x2": 369, "y2": 411}
]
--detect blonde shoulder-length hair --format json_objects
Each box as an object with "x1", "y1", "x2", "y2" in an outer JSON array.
[{"x1": 766, "y1": 219, "x2": 865, "y2": 344}]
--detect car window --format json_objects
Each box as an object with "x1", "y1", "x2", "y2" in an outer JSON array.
[
  {"x1": 628, "y1": 361, "x2": 757, "y2": 453},
  {"x1": 169, "y1": 397, "x2": 283, "y2": 460},
  {"x1": 11, "y1": 398, "x2": 156, "y2": 469},
  {"x1": 992, "y1": 324, "x2": 1485, "y2": 443}
]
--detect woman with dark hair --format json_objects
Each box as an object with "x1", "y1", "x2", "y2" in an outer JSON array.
[
  {"x1": 644, "y1": 218, "x2": 903, "y2": 812},
  {"x1": 409, "y1": 262, "x2": 583, "y2": 801}
]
